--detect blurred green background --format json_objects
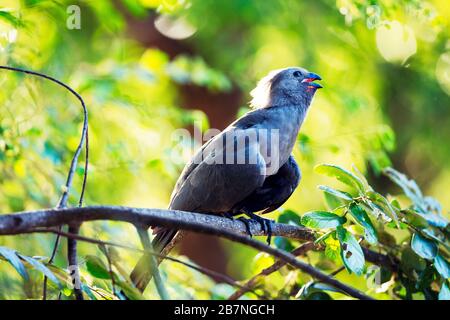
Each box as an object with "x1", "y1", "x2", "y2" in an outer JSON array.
[{"x1": 0, "y1": 0, "x2": 449, "y2": 299}]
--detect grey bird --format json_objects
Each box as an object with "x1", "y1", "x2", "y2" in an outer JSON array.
[{"x1": 130, "y1": 67, "x2": 322, "y2": 292}]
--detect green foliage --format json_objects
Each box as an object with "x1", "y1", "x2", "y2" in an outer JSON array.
[
  {"x1": 0, "y1": 246, "x2": 62, "y2": 288},
  {"x1": 314, "y1": 164, "x2": 365, "y2": 193},
  {"x1": 306, "y1": 165, "x2": 449, "y2": 299},
  {"x1": 301, "y1": 211, "x2": 346, "y2": 229},
  {"x1": 348, "y1": 203, "x2": 378, "y2": 245},
  {"x1": 0, "y1": 246, "x2": 28, "y2": 280},
  {"x1": 336, "y1": 225, "x2": 365, "y2": 275}
]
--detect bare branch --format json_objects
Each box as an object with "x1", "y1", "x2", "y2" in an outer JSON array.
[{"x1": 0, "y1": 206, "x2": 374, "y2": 300}]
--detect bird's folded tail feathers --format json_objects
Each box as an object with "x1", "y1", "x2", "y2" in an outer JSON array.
[
  {"x1": 129, "y1": 228, "x2": 178, "y2": 293},
  {"x1": 152, "y1": 228, "x2": 178, "y2": 254}
]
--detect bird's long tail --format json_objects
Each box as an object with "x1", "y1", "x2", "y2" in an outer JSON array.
[{"x1": 130, "y1": 227, "x2": 179, "y2": 293}]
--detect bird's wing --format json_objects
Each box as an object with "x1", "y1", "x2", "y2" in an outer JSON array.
[
  {"x1": 168, "y1": 137, "x2": 214, "y2": 204},
  {"x1": 169, "y1": 127, "x2": 267, "y2": 212},
  {"x1": 231, "y1": 155, "x2": 300, "y2": 214},
  {"x1": 259, "y1": 155, "x2": 301, "y2": 214}
]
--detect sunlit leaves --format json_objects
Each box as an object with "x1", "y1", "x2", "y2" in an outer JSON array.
[
  {"x1": 315, "y1": 164, "x2": 364, "y2": 192},
  {"x1": 365, "y1": 191, "x2": 398, "y2": 225},
  {"x1": 166, "y1": 55, "x2": 232, "y2": 91},
  {"x1": 277, "y1": 209, "x2": 302, "y2": 226},
  {"x1": 18, "y1": 254, "x2": 61, "y2": 288},
  {"x1": 251, "y1": 253, "x2": 274, "y2": 274},
  {"x1": 297, "y1": 281, "x2": 340, "y2": 300},
  {"x1": 384, "y1": 168, "x2": 448, "y2": 228},
  {"x1": 348, "y1": 203, "x2": 378, "y2": 244},
  {"x1": 0, "y1": 247, "x2": 62, "y2": 289},
  {"x1": 434, "y1": 255, "x2": 450, "y2": 279},
  {"x1": 323, "y1": 232, "x2": 340, "y2": 261},
  {"x1": 85, "y1": 255, "x2": 111, "y2": 280},
  {"x1": 336, "y1": 226, "x2": 365, "y2": 275},
  {"x1": 0, "y1": 9, "x2": 22, "y2": 27},
  {"x1": 439, "y1": 282, "x2": 450, "y2": 300},
  {"x1": 411, "y1": 234, "x2": 438, "y2": 260},
  {"x1": 318, "y1": 185, "x2": 352, "y2": 201},
  {"x1": 301, "y1": 211, "x2": 346, "y2": 229},
  {"x1": 0, "y1": 246, "x2": 28, "y2": 280}
]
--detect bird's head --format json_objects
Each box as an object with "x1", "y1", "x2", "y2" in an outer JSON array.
[{"x1": 250, "y1": 67, "x2": 322, "y2": 109}]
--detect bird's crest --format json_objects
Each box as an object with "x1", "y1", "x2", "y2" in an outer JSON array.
[{"x1": 249, "y1": 69, "x2": 282, "y2": 109}]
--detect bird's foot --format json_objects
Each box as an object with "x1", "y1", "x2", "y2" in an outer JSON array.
[
  {"x1": 222, "y1": 213, "x2": 253, "y2": 238},
  {"x1": 237, "y1": 217, "x2": 253, "y2": 238},
  {"x1": 243, "y1": 212, "x2": 273, "y2": 245}
]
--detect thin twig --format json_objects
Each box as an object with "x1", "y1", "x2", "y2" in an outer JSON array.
[
  {"x1": 228, "y1": 242, "x2": 316, "y2": 300},
  {"x1": 101, "y1": 245, "x2": 117, "y2": 297},
  {"x1": 67, "y1": 223, "x2": 83, "y2": 300},
  {"x1": 329, "y1": 266, "x2": 346, "y2": 277},
  {"x1": 136, "y1": 227, "x2": 169, "y2": 299},
  {"x1": 0, "y1": 65, "x2": 89, "y2": 300},
  {"x1": 0, "y1": 66, "x2": 89, "y2": 208}
]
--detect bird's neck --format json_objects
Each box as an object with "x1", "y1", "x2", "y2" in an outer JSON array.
[
  {"x1": 269, "y1": 89, "x2": 314, "y2": 109},
  {"x1": 262, "y1": 104, "x2": 309, "y2": 173}
]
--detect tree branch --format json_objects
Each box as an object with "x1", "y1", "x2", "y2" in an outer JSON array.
[
  {"x1": 0, "y1": 206, "x2": 377, "y2": 300},
  {"x1": 0, "y1": 206, "x2": 314, "y2": 239}
]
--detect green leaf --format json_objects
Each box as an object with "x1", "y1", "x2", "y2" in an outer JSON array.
[
  {"x1": 85, "y1": 255, "x2": 111, "y2": 279},
  {"x1": 277, "y1": 210, "x2": 302, "y2": 226},
  {"x1": 402, "y1": 209, "x2": 429, "y2": 228},
  {"x1": 323, "y1": 231, "x2": 340, "y2": 261},
  {"x1": 305, "y1": 291, "x2": 332, "y2": 300},
  {"x1": 411, "y1": 233, "x2": 438, "y2": 260},
  {"x1": 400, "y1": 246, "x2": 426, "y2": 276},
  {"x1": 116, "y1": 280, "x2": 145, "y2": 300},
  {"x1": 81, "y1": 284, "x2": 98, "y2": 300},
  {"x1": 274, "y1": 237, "x2": 295, "y2": 251},
  {"x1": 417, "y1": 211, "x2": 448, "y2": 229},
  {"x1": 0, "y1": 246, "x2": 28, "y2": 280},
  {"x1": 19, "y1": 254, "x2": 61, "y2": 288},
  {"x1": 434, "y1": 254, "x2": 450, "y2": 279},
  {"x1": 323, "y1": 192, "x2": 343, "y2": 210},
  {"x1": 298, "y1": 281, "x2": 340, "y2": 300},
  {"x1": 301, "y1": 211, "x2": 346, "y2": 229},
  {"x1": 365, "y1": 191, "x2": 399, "y2": 226},
  {"x1": 0, "y1": 10, "x2": 22, "y2": 27},
  {"x1": 348, "y1": 203, "x2": 378, "y2": 244},
  {"x1": 318, "y1": 185, "x2": 353, "y2": 201},
  {"x1": 336, "y1": 226, "x2": 365, "y2": 275},
  {"x1": 314, "y1": 230, "x2": 334, "y2": 244},
  {"x1": 439, "y1": 281, "x2": 450, "y2": 300},
  {"x1": 383, "y1": 167, "x2": 424, "y2": 210},
  {"x1": 315, "y1": 164, "x2": 364, "y2": 192}
]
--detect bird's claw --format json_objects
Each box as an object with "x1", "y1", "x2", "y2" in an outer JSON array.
[
  {"x1": 237, "y1": 217, "x2": 253, "y2": 238},
  {"x1": 243, "y1": 211, "x2": 273, "y2": 245}
]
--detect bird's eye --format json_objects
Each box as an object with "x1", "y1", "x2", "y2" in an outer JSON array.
[{"x1": 293, "y1": 71, "x2": 302, "y2": 78}]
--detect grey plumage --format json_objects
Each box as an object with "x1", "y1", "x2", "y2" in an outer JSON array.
[{"x1": 130, "y1": 67, "x2": 322, "y2": 292}]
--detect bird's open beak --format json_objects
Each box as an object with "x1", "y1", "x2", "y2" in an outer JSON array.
[{"x1": 302, "y1": 72, "x2": 323, "y2": 89}]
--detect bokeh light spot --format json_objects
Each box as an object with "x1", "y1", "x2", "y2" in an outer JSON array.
[{"x1": 376, "y1": 20, "x2": 417, "y2": 64}]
